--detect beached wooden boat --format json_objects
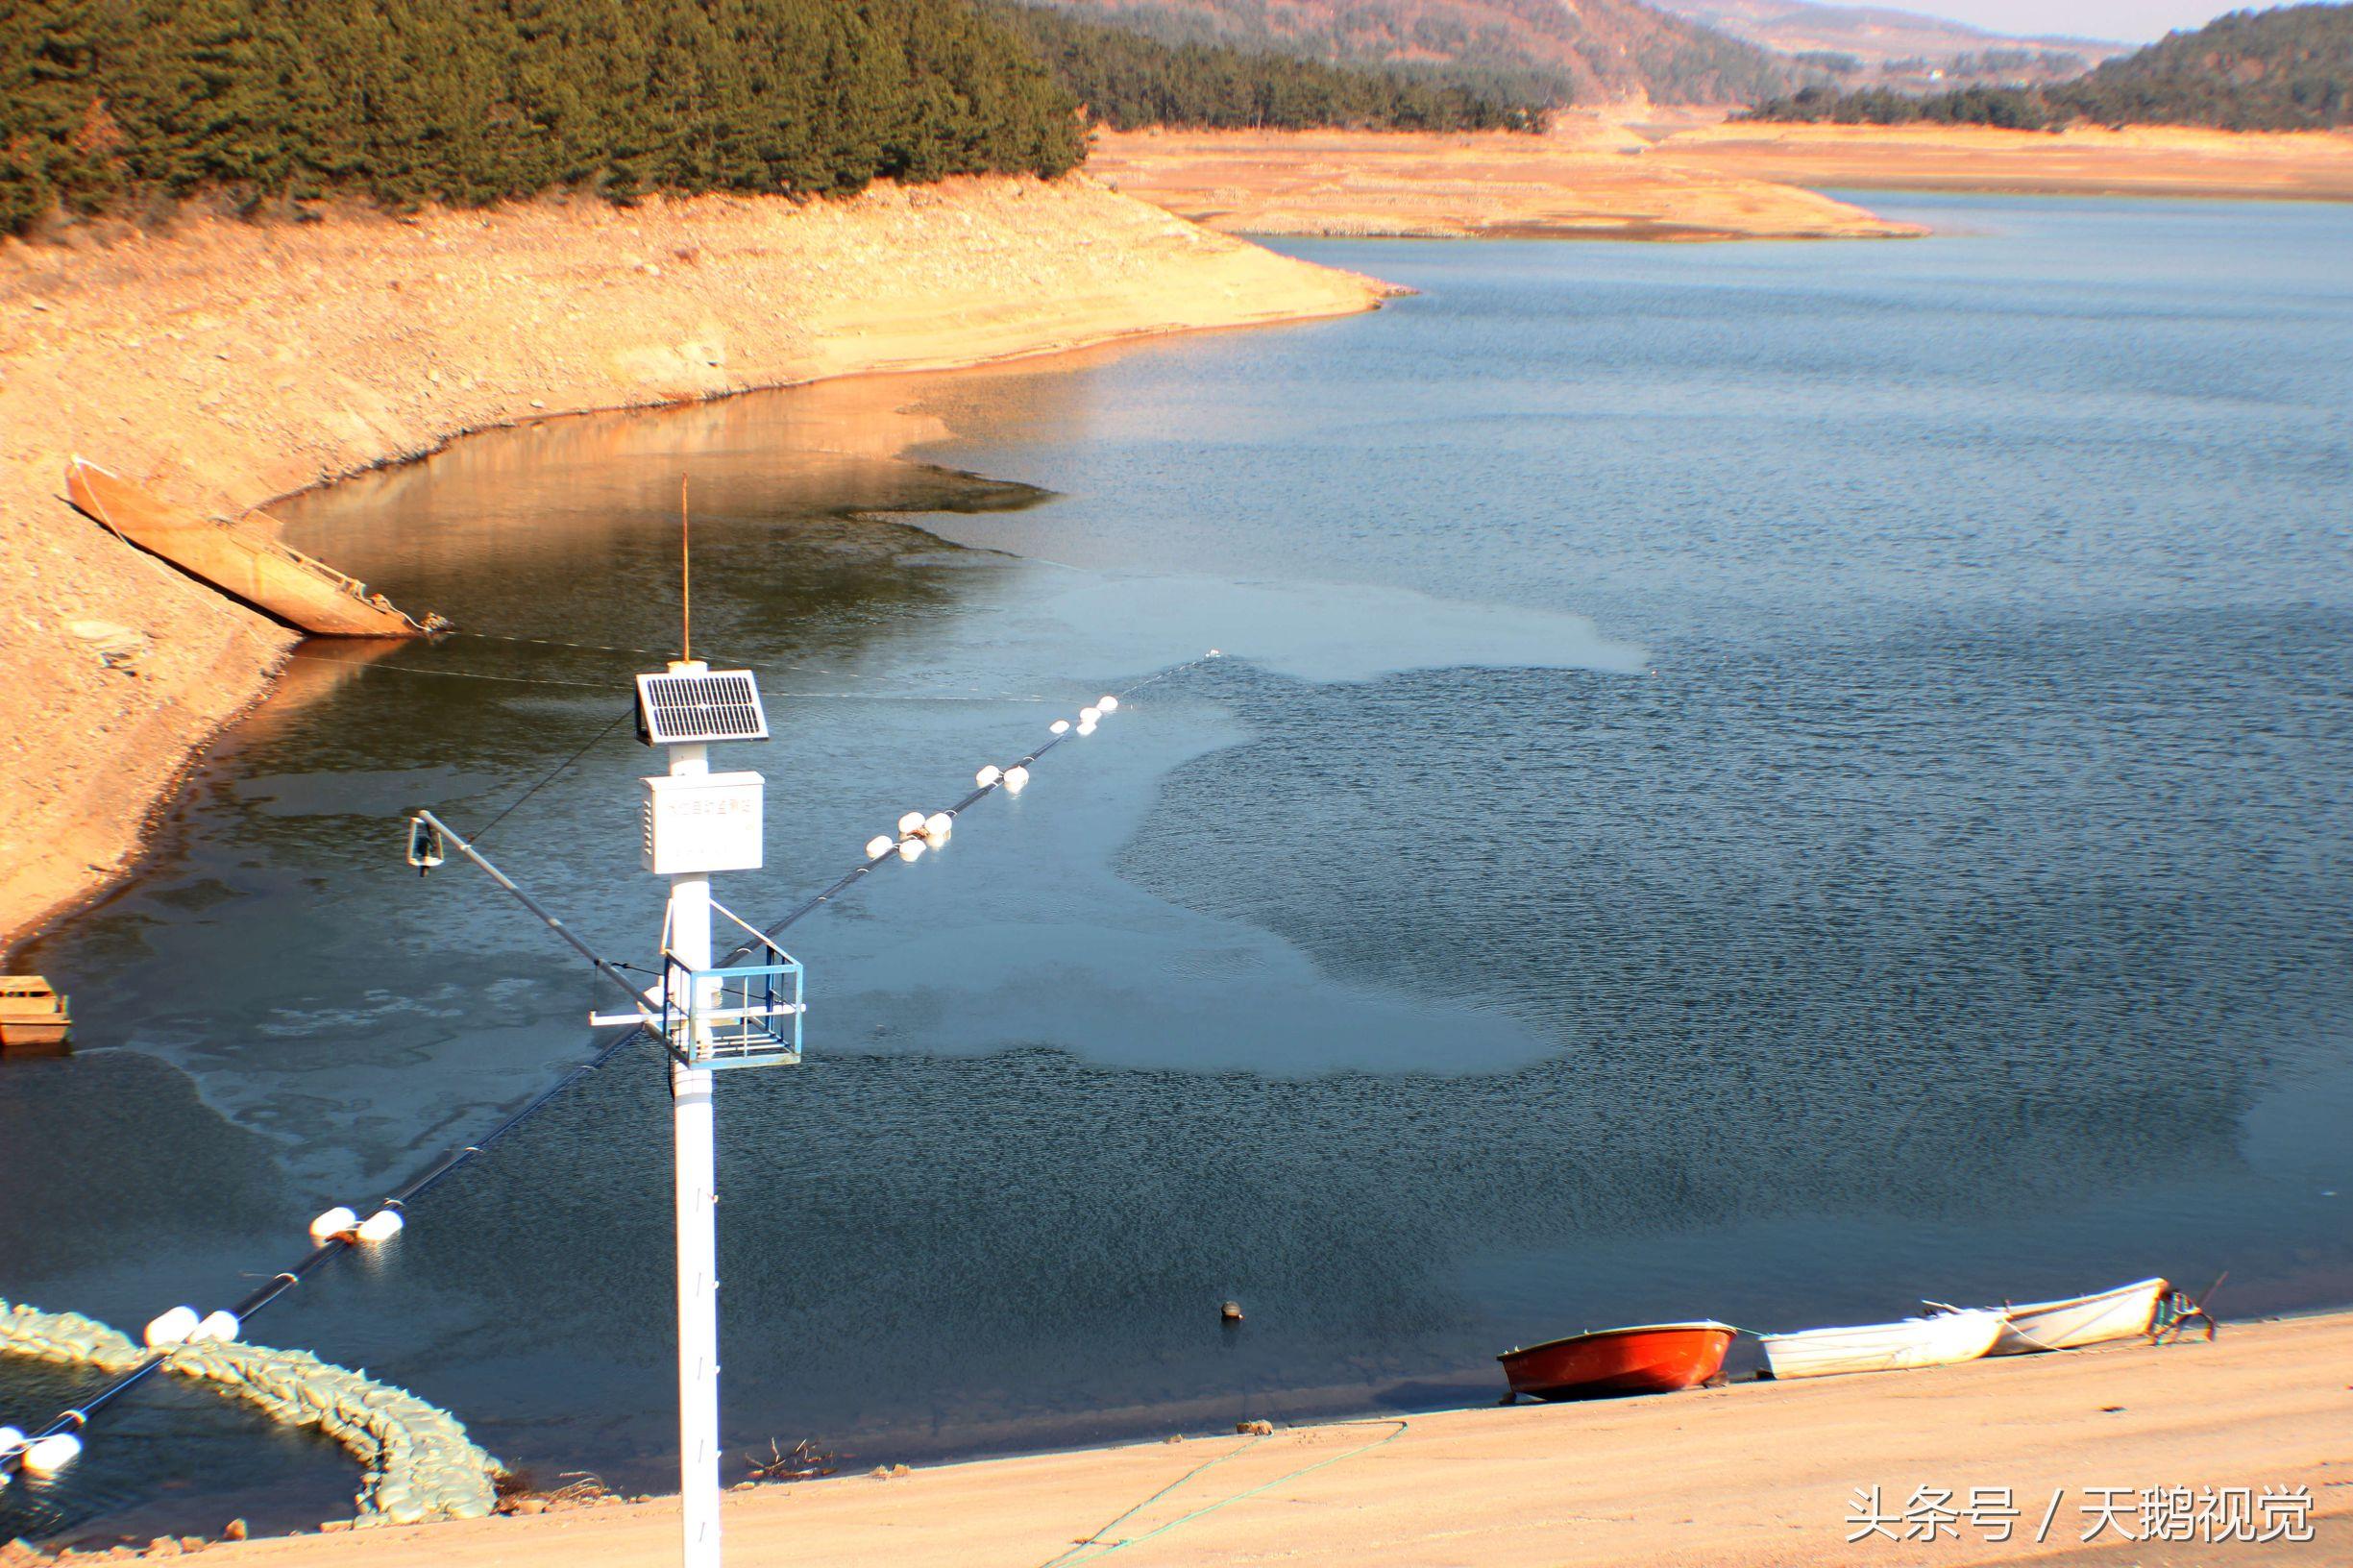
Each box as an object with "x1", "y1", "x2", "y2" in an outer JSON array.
[
  {"x1": 1757, "y1": 1309, "x2": 2002, "y2": 1381},
  {"x1": 1499, "y1": 1321, "x2": 1737, "y2": 1401},
  {"x1": 1926, "y1": 1278, "x2": 2169, "y2": 1355},
  {"x1": 66, "y1": 459, "x2": 447, "y2": 637},
  {"x1": 0, "y1": 976, "x2": 71, "y2": 1055}
]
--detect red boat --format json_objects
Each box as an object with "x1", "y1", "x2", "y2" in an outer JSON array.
[{"x1": 1498, "y1": 1320, "x2": 1738, "y2": 1401}]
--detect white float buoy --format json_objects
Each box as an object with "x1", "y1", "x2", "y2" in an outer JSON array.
[
  {"x1": 865, "y1": 835, "x2": 895, "y2": 861},
  {"x1": 1002, "y1": 766, "x2": 1030, "y2": 796},
  {"x1": 921, "y1": 813, "x2": 953, "y2": 845},
  {"x1": 143, "y1": 1306, "x2": 202, "y2": 1348},
  {"x1": 975, "y1": 765, "x2": 1003, "y2": 788},
  {"x1": 192, "y1": 1311, "x2": 241, "y2": 1344},
  {"x1": 896, "y1": 810, "x2": 926, "y2": 836},
  {"x1": 0, "y1": 1425, "x2": 24, "y2": 1457},
  {"x1": 1097, "y1": 695, "x2": 1118, "y2": 713},
  {"x1": 1050, "y1": 720, "x2": 1070, "y2": 736},
  {"x1": 1080, "y1": 707, "x2": 1101, "y2": 725},
  {"x1": 896, "y1": 838, "x2": 926, "y2": 863},
  {"x1": 309, "y1": 1206, "x2": 358, "y2": 1242},
  {"x1": 356, "y1": 1208, "x2": 405, "y2": 1243},
  {"x1": 21, "y1": 1433, "x2": 82, "y2": 1476},
  {"x1": 1075, "y1": 720, "x2": 1096, "y2": 737}
]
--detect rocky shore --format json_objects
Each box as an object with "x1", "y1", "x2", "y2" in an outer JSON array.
[{"x1": 0, "y1": 176, "x2": 1391, "y2": 950}]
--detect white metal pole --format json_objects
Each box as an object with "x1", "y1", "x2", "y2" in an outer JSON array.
[{"x1": 664, "y1": 662, "x2": 723, "y2": 1568}]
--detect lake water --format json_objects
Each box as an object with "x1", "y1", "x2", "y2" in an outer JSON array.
[{"x1": 5, "y1": 192, "x2": 2349, "y2": 1543}]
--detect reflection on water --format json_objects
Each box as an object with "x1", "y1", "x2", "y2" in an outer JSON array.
[
  {"x1": 6, "y1": 194, "x2": 2352, "y2": 1545},
  {"x1": 283, "y1": 381, "x2": 1049, "y2": 664}
]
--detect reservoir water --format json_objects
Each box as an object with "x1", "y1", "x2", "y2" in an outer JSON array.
[{"x1": 5, "y1": 193, "x2": 2349, "y2": 1542}]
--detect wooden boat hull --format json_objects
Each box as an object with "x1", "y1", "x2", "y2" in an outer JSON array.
[
  {"x1": 66, "y1": 460, "x2": 445, "y2": 638},
  {"x1": 1499, "y1": 1321, "x2": 1736, "y2": 1400},
  {"x1": 1991, "y1": 1278, "x2": 2168, "y2": 1354},
  {"x1": 0, "y1": 977, "x2": 71, "y2": 1055},
  {"x1": 1758, "y1": 1309, "x2": 2003, "y2": 1381},
  {"x1": 0, "y1": 1022, "x2": 70, "y2": 1054}
]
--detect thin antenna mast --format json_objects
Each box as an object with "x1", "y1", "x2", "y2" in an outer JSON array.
[{"x1": 680, "y1": 474, "x2": 692, "y2": 663}]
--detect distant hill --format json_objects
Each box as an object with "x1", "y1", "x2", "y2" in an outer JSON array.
[
  {"x1": 1746, "y1": 3, "x2": 2353, "y2": 130},
  {"x1": 1653, "y1": 0, "x2": 2123, "y2": 87},
  {"x1": 2064, "y1": 3, "x2": 2352, "y2": 126},
  {"x1": 1023, "y1": 0, "x2": 1803, "y2": 106},
  {"x1": 988, "y1": 2, "x2": 1544, "y2": 129}
]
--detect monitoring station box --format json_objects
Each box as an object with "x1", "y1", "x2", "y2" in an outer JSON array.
[{"x1": 642, "y1": 772, "x2": 765, "y2": 875}]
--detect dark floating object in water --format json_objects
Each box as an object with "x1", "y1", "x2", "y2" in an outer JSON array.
[{"x1": 1220, "y1": 1300, "x2": 1245, "y2": 1323}]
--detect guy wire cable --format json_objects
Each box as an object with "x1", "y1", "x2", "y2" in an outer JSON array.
[
  {"x1": 713, "y1": 649, "x2": 1220, "y2": 966},
  {"x1": 0, "y1": 805, "x2": 662, "y2": 1482},
  {"x1": 1, "y1": 697, "x2": 679, "y2": 1479},
  {"x1": 0, "y1": 649, "x2": 1220, "y2": 1483},
  {"x1": 0, "y1": 1019, "x2": 652, "y2": 1481},
  {"x1": 283, "y1": 649, "x2": 1060, "y2": 702},
  {"x1": 447, "y1": 627, "x2": 1057, "y2": 702}
]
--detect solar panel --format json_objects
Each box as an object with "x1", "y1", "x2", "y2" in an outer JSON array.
[{"x1": 635, "y1": 670, "x2": 770, "y2": 746}]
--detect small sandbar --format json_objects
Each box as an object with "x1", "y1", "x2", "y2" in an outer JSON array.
[
  {"x1": 1650, "y1": 121, "x2": 2353, "y2": 203},
  {"x1": 1088, "y1": 128, "x2": 1924, "y2": 241}
]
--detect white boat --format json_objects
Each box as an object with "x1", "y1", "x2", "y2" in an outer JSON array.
[
  {"x1": 1757, "y1": 1309, "x2": 2004, "y2": 1380},
  {"x1": 1928, "y1": 1278, "x2": 2169, "y2": 1356}
]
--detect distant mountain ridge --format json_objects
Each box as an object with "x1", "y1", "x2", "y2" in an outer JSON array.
[
  {"x1": 2069, "y1": 2, "x2": 2351, "y2": 125},
  {"x1": 1653, "y1": 0, "x2": 2123, "y2": 73},
  {"x1": 988, "y1": 1, "x2": 1545, "y2": 129},
  {"x1": 1028, "y1": 0, "x2": 1803, "y2": 104},
  {"x1": 1746, "y1": 3, "x2": 2353, "y2": 130}
]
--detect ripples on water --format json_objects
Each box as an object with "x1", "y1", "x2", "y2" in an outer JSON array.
[{"x1": 4, "y1": 194, "x2": 2349, "y2": 1542}]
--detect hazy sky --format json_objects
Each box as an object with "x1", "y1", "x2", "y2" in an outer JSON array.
[{"x1": 1901, "y1": 0, "x2": 2296, "y2": 43}]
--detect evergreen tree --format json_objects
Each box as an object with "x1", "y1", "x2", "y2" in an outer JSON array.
[{"x1": 0, "y1": 0, "x2": 1089, "y2": 234}]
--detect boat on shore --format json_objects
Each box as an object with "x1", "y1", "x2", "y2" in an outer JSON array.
[
  {"x1": 0, "y1": 976, "x2": 71, "y2": 1055},
  {"x1": 1926, "y1": 1278, "x2": 2169, "y2": 1355},
  {"x1": 1757, "y1": 1309, "x2": 2003, "y2": 1380},
  {"x1": 1499, "y1": 1321, "x2": 1737, "y2": 1401},
  {"x1": 65, "y1": 459, "x2": 447, "y2": 637}
]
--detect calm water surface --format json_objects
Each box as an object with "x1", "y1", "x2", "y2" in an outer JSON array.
[{"x1": 5, "y1": 193, "x2": 2349, "y2": 1541}]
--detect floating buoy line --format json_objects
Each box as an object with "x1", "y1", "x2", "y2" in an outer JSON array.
[
  {"x1": 0, "y1": 1300, "x2": 500, "y2": 1526},
  {"x1": 0, "y1": 649, "x2": 1221, "y2": 1500}
]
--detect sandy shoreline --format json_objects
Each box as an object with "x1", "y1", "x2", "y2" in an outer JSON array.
[
  {"x1": 1081, "y1": 122, "x2": 2353, "y2": 244},
  {"x1": 126, "y1": 1311, "x2": 2347, "y2": 1567},
  {"x1": 0, "y1": 177, "x2": 1391, "y2": 955},
  {"x1": 1649, "y1": 122, "x2": 2353, "y2": 203},
  {"x1": 1089, "y1": 126, "x2": 1923, "y2": 240}
]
